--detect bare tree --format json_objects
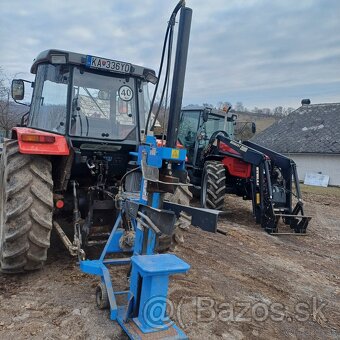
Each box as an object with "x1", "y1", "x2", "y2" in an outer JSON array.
[
  {"x1": 152, "y1": 100, "x2": 169, "y2": 130},
  {"x1": 234, "y1": 101, "x2": 245, "y2": 112},
  {"x1": 284, "y1": 107, "x2": 295, "y2": 115},
  {"x1": 217, "y1": 101, "x2": 232, "y2": 110},
  {"x1": 0, "y1": 68, "x2": 25, "y2": 138},
  {"x1": 273, "y1": 106, "x2": 284, "y2": 116},
  {"x1": 203, "y1": 102, "x2": 214, "y2": 108},
  {"x1": 262, "y1": 108, "x2": 272, "y2": 115}
]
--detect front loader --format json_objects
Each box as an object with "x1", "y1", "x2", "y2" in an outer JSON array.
[{"x1": 179, "y1": 106, "x2": 311, "y2": 234}]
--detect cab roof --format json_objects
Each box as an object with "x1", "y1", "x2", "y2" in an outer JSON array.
[
  {"x1": 30, "y1": 49, "x2": 157, "y2": 82},
  {"x1": 182, "y1": 105, "x2": 233, "y2": 119}
]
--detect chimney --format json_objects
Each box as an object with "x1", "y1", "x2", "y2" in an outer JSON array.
[{"x1": 301, "y1": 99, "x2": 311, "y2": 105}]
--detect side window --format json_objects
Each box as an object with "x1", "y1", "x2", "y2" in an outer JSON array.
[
  {"x1": 178, "y1": 111, "x2": 199, "y2": 147},
  {"x1": 30, "y1": 64, "x2": 69, "y2": 133},
  {"x1": 138, "y1": 82, "x2": 152, "y2": 133}
]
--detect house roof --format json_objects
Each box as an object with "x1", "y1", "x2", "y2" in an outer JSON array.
[{"x1": 251, "y1": 102, "x2": 340, "y2": 154}]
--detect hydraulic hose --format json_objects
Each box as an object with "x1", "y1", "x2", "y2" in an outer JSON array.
[{"x1": 145, "y1": 0, "x2": 185, "y2": 134}]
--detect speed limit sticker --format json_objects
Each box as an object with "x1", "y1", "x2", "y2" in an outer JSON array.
[{"x1": 119, "y1": 85, "x2": 133, "y2": 101}]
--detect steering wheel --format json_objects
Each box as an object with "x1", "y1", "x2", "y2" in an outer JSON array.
[
  {"x1": 200, "y1": 130, "x2": 230, "y2": 161},
  {"x1": 207, "y1": 130, "x2": 230, "y2": 146}
]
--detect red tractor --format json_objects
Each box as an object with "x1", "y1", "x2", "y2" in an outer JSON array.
[
  {"x1": 0, "y1": 49, "x2": 158, "y2": 273},
  {"x1": 178, "y1": 106, "x2": 311, "y2": 233}
]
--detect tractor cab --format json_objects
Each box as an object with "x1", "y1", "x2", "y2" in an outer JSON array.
[
  {"x1": 178, "y1": 106, "x2": 236, "y2": 181},
  {"x1": 11, "y1": 49, "x2": 158, "y2": 189},
  {"x1": 8, "y1": 49, "x2": 159, "y2": 246},
  {"x1": 12, "y1": 50, "x2": 157, "y2": 146}
]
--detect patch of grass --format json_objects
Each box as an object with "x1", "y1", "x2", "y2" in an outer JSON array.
[{"x1": 300, "y1": 184, "x2": 340, "y2": 197}]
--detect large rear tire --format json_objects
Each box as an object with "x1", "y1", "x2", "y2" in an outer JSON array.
[
  {"x1": 0, "y1": 140, "x2": 53, "y2": 273},
  {"x1": 200, "y1": 161, "x2": 226, "y2": 210}
]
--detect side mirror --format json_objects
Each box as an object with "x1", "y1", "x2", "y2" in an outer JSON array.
[
  {"x1": 252, "y1": 122, "x2": 256, "y2": 134},
  {"x1": 202, "y1": 107, "x2": 211, "y2": 122},
  {"x1": 11, "y1": 79, "x2": 25, "y2": 101}
]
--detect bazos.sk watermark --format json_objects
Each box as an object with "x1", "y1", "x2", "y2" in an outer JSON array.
[{"x1": 141, "y1": 295, "x2": 328, "y2": 329}]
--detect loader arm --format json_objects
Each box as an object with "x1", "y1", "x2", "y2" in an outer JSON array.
[
  {"x1": 206, "y1": 133, "x2": 311, "y2": 233},
  {"x1": 216, "y1": 134, "x2": 268, "y2": 166}
]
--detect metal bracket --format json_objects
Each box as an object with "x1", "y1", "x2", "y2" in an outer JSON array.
[
  {"x1": 141, "y1": 151, "x2": 159, "y2": 182},
  {"x1": 163, "y1": 202, "x2": 221, "y2": 233},
  {"x1": 125, "y1": 201, "x2": 177, "y2": 235}
]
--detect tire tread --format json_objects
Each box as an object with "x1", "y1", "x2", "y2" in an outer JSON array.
[
  {"x1": 201, "y1": 161, "x2": 226, "y2": 210},
  {"x1": 0, "y1": 140, "x2": 53, "y2": 273}
]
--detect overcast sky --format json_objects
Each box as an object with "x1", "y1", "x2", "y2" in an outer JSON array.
[{"x1": 1, "y1": 0, "x2": 339, "y2": 109}]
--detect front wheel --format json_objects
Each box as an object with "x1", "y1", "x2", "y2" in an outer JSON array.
[
  {"x1": 200, "y1": 161, "x2": 226, "y2": 210},
  {"x1": 0, "y1": 140, "x2": 53, "y2": 273},
  {"x1": 96, "y1": 282, "x2": 109, "y2": 309}
]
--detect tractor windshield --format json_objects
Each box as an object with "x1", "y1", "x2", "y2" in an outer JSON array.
[
  {"x1": 28, "y1": 63, "x2": 149, "y2": 141},
  {"x1": 178, "y1": 110, "x2": 225, "y2": 146},
  {"x1": 70, "y1": 67, "x2": 138, "y2": 141},
  {"x1": 178, "y1": 109, "x2": 226, "y2": 164},
  {"x1": 204, "y1": 114, "x2": 225, "y2": 139}
]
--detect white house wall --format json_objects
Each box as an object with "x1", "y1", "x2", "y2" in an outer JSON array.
[{"x1": 286, "y1": 153, "x2": 340, "y2": 186}]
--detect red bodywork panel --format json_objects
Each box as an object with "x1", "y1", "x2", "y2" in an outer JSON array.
[
  {"x1": 222, "y1": 156, "x2": 251, "y2": 178},
  {"x1": 219, "y1": 141, "x2": 240, "y2": 156},
  {"x1": 13, "y1": 127, "x2": 70, "y2": 155},
  {"x1": 219, "y1": 141, "x2": 251, "y2": 178}
]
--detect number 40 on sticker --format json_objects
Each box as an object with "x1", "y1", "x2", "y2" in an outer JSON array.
[{"x1": 119, "y1": 85, "x2": 133, "y2": 101}]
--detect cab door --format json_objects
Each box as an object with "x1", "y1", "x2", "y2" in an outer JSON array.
[{"x1": 178, "y1": 110, "x2": 200, "y2": 164}]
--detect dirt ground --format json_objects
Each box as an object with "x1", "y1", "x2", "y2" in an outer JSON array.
[{"x1": 0, "y1": 188, "x2": 339, "y2": 339}]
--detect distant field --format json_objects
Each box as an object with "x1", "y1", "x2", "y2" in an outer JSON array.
[
  {"x1": 236, "y1": 112, "x2": 278, "y2": 135},
  {"x1": 300, "y1": 183, "x2": 340, "y2": 197}
]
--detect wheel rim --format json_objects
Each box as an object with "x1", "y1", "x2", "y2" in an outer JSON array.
[{"x1": 201, "y1": 171, "x2": 208, "y2": 208}]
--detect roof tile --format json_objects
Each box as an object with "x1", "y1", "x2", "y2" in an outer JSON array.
[{"x1": 251, "y1": 103, "x2": 340, "y2": 154}]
